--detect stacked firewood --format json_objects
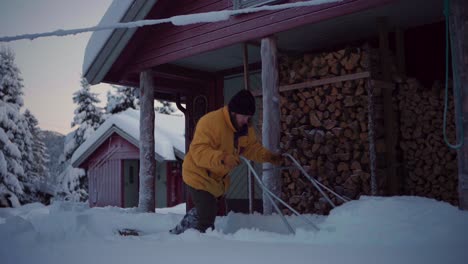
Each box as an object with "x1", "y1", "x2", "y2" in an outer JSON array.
[
  {"x1": 278, "y1": 47, "x2": 386, "y2": 215},
  {"x1": 279, "y1": 47, "x2": 370, "y2": 83},
  {"x1": 396, "y1": 78, "x2": 458, "y2": 205}
]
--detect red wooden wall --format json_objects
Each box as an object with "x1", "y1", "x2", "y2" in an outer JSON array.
[
  {"x1": 166, "y1": 161, "x2": 184, "y2": 207},
  {"x1": 85, "y1": 133, "x2": 139, "y2": 207},
  {"x1": 124, "y1": 0, "x2": 394, "y2": 73}
]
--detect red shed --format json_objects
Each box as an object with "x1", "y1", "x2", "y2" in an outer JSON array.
[{"x1": 71, "y1": 109, "x2": 185, "y2": 208}]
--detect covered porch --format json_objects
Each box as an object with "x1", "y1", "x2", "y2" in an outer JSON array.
[{"x1": 84, "y1": 0, "x2": 468, "y2": 212}]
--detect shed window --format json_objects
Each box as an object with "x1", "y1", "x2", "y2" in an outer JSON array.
[
  {"x1": 233, "y1": 0, "x2": 284, "y2": 9},
  {"x1": 129, "y1": 165, "x2": 134, "y2": 184}
]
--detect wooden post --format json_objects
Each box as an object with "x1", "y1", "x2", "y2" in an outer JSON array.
[
  {"x1": 378, "y1": 17, "x2": 398, "y2": 195},
  {"x1": 138, "y1": 70, "x2": 156, "y2": 212},
  {"x1": 243, "y1": 43, "x2": 255, "y2": 214},
  {"x1": 261, "y1": 36, "x2": 280, "y2": 214},
  {"x1": 395, "y1": 28, "x2": 406, "y2": 76},
  {"x1": 449, "y1": 0, "x2": 468, "y2": 210},
  {"x1": 366, "y1": 78, "x2": 378, "y2": 196},
  {"x1": 243, "y1": 43, "x2": 251, "y2": 91}
]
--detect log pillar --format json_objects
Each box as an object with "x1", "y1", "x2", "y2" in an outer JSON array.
[
  {"x1": 138, "y1": 70, "x2": 156, "y2": 212},
  {"x1": 395, "y1": 28, "x2": 406, "y2": 76},
  {"x1": 378, "y1": 17, "x2": 399, "y2": 195},
  {"x1": 243, "y1": 43, "x2": 255, "y2": 214},
  {"x1": 261, "y1": 36, "x2": 281, "y2": 214},
  {"x1": 449, "y1": 0, "x2": 468, "y2": 210}
]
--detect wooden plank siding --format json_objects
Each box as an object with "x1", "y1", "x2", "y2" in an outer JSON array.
[
  {"x1": 89, "y1": 159, "x2": 122, "y2": 207},
  {"x1": 122, "y1": 0, "x2": 394, "y2": 74},
  {"x1": 84, "y1": 134, "x2": 140, "y2": 207}
]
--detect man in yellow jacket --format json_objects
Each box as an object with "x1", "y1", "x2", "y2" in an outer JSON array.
[{"x1": 177, "y1": 89, "x2": 282, "y2": 233}]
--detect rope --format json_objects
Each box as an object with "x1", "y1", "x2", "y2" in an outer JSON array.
[
  {"x1": 241, "y1": 156, "x2": 320, "y2": 232},
  {"x1": 443, "y1": 0, "x2": 464, "y2": 149}
]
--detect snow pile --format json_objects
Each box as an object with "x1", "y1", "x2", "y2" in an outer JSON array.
[
  {"x1": 317, "y1": 196, "x2": 468, "y2": 246},
  {"x1": 0, "y1": 196, "x2": 467, "y2": 264}
]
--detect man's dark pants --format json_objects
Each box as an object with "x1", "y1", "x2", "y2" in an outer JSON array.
[{"x1": 188, "y1": 186, "x2": 217, "y2": 232}]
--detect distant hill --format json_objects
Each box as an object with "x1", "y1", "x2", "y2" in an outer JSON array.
[{"x1": 41, "y1": 130, "x2": 65, "y2": 184}]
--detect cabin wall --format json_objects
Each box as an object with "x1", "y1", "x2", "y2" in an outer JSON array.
[
  {"x1": 166, "y1": 161, "x2": 184, "y2": 207},
  {"x1": 89, "y1": 159, "x2": 121, "y2": 207},
  {"x1": 86, "y1": 133, "x2": 139, "y2": 207},
  {"x1": 155, "y1": 161, "x2": 167, "y2": 208}
]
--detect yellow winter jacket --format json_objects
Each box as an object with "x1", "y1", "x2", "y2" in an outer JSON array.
[{"x1": 182, "y1": 106, "x2": 276, "y2": 197}]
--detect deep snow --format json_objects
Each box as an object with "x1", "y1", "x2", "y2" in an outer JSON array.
[{"x1": 1, "y1": 196, "x2": 467, "y2": 264}]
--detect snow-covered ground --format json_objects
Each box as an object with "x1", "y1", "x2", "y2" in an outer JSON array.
[{"x1": 1, "y1": 196, "x2": 467, "y2": 264}]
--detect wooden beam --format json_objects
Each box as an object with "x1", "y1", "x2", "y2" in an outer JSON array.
[
  {"x1": 243, "y1": 42, "x2": 256, "y2": 214},
  {"x1": 378, "y1": 17, "x2": 399, "y2": 196},
  {"x1": 261, "y1": 36, "x2": 281, "y2": 215},
  {"x1": 138, "y1": 70, "x2": 156, "y2": 212},
  {"x1": 449, "y1": 0, "x2": 468, "y2": 210},
  {"x1": 116, "y1": 69, "x2": 210, "y2": 96},
  {"x1": 366, "y1": 79, "x2": 378, "y2": 196},
  {"x1": 395, "y1": 28, "x2": 406, "y2": 76},
  {"x1": 216, "y1": 61, "x2": 262, "y2": 77},
  {"x1": 243, "y1": 43, "x2": 251, "y2": 91},
  {"x1": 252, "y1": 72, "x2": 371, "y2": 96}
]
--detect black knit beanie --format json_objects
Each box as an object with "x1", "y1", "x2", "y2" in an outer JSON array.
[{"x1": 228, "y1": 90, "x2": 256, "y2": 115}]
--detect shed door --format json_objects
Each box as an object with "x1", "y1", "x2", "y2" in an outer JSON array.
[{"x1": 124, "y1": 160, "x2": 139, "y2": 208}]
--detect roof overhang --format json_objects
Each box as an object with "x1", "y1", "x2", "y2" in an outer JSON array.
[
  {"x1": 172, "y1": 0, "x2": 444, "y2": 72},
  {"x1": 72, "y1": 125, "x2": 137, "y2": 167},
  {"x1": 84, "y1": 0, "x2": 158, "y2": 85},
  {"x1": 88, "y1": 0, "x2": 443, "y2": 85}
]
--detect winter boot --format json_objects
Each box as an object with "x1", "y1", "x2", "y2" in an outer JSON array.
[{"x1": 169, "y1": 207, "x2": 199, "y2": 234}]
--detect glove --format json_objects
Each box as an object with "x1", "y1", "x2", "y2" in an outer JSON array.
[
  {"x1": 221, "y1": 153, "x2": 240, "y2": 170},
  {"x1": 268, "y1": 152, "x2": 283, "y2": 166}
]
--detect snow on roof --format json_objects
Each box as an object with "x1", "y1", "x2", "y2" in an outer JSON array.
[
  {"x1": 82, "y1": 0, "x2": 134, "y2": 75},
  {"x1": 71, "y1": 109, "x2": 185, "y2": 167}
]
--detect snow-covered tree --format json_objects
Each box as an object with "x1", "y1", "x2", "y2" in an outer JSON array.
[
  {"x1": 59, "y1": 77, "x2": 102, "y2": 203},
  {"x1": 41, "y1": 130, "x2": 65, "y2": 185},
  {"x1": 14, "y1": 112, "x2": 35, "y2": 203},
  {"x1": 64, "y1": 77, "x2": 104, "y2": 160},
  {"x1": 155, "y1": 100, "x2": 175, "y2": 115},
  {"x1": 20, "y1": 110, "x2": 50, "y2": 203},
  {"x1": 105, "y1": 85, "x2": 139, "y2": 115},
  {"x1": 0, "y1": 47, "x2": 25, "y2": 207},
  {"x1": 56, "y1": 164, "x2": 86, "y2": 202}
]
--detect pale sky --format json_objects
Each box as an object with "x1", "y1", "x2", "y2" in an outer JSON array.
[{"x1": 0, "y1": 0, "x2": 114, "y2": 134}]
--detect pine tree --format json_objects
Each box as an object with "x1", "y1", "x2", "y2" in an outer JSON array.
[
  {"x1": 15, "y1": 112, "x2": 35, "y2": 203},
  {"x1": 105, "y1": 85, "x2": 139, "y2": 115},
  {"x1": 21, "y1": 110, "x2": 50, "y2": 203},
  {"x1": 0, "y1": 47, "x2": 25, "y2": 207},
  {"x1": 156, "y1": 100, "x2": 175, "y2": 115},
  {"x1": 65, "y1": 77, "x2": 103, "y2": 160},
  {"x1": 59, "y1": 77, "x2": 103, "y2": 202}
]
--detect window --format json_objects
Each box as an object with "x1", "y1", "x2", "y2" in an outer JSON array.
[
  {"x1": 129, "y1": 165, "x2": 134, "y2": 184},
  {"x1": 233, "y1": 0, "x2": 285, "y2": 10}
]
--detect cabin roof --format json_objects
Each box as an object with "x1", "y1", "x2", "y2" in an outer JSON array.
[
  {"x1": 71, "y1": 108, "x2": 185, "y2": 167},
  {"x1": 83, "y1": 0, "x2": 443, "y2": 87}
]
